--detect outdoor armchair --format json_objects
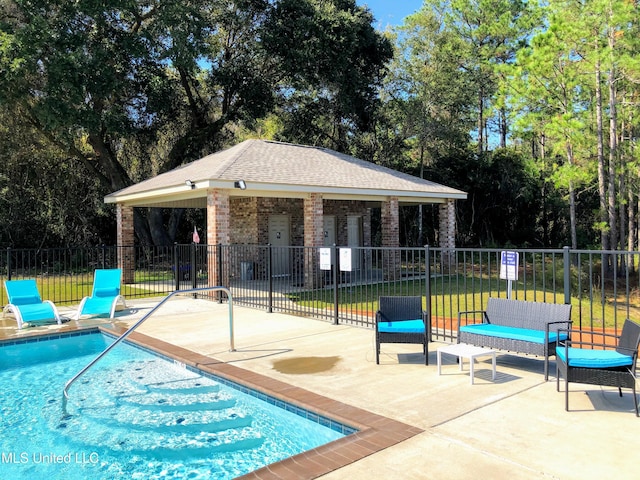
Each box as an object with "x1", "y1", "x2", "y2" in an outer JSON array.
[
  {"x1": 3, "y1": 279, "x2": 61, "y2": 329},
  {"x1": 375, "y1": 296, "x2": 430, "y2": 365},
  {"x1": 556, "y1": 319, "x2": 640, "y2": 416},
  {"x1": 75, "y1": 269, "x2": 127, "y2": 320}
]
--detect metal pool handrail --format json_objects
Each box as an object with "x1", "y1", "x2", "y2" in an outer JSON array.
[{"x1": 62, "y1": 286, "x2": 235, "y2": 416}]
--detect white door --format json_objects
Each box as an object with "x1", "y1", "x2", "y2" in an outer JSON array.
[
  {"x1": 347, "y1": 216, "x2": 362, "y2": 270},
  {"x1": 268, "y1": 215, "x2": 290, "y2": 276}
]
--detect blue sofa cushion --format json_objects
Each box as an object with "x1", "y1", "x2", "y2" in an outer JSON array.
[
  {"x1": 556, "y1": 347, "x2": 633, "y2": 368},
  {"x1": 459, "y1": 323, "x2": 568, "y2": 344},
  {"x1": 378, "y1": 319, "x2": 425, "y2": 334}
]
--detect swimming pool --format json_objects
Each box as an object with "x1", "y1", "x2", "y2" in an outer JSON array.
[{"x1": 0, "y1": 331, "x2": 354, "y2": 479}]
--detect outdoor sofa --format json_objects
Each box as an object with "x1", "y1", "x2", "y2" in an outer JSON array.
[{"x1": 457, "y1": 297, "x2": 572, "y2": 380}]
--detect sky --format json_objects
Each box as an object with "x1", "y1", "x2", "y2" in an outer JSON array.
[{"x1": 356, "y1": 0, "x2": 424, "y2": 28}]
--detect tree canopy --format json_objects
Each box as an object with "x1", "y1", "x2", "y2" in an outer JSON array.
[
  {"x1": 2, "y1": 0, "x2": 639, "y2": 252},
  {"x1": 0, "y1": 0, "x2": 391, "y2": 246}
]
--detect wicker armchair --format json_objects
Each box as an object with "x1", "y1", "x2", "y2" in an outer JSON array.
[
  {"x1": 375, "y1": 296, "x2": 430, "y2": 365},
  {"x1": 556, "y1": 319, "x2": 640, "y2": 416}
]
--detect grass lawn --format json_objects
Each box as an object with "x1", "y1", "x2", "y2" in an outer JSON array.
[{"x1": 286, "y1": 274, "x2": 637, "y2": 329}]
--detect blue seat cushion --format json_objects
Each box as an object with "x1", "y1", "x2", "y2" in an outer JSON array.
[
  {"x1": 556, "y1": 347, "x2": 633, "y2": 368},
  {"x1": 459, "y1": 324, "x2": 568, "y2": 344},
  {"x1": 378, "y1": 319, "x2": 425, "y2": 334}
]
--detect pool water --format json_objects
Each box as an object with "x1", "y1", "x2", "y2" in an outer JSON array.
[{"x1": 0, "y1": 332, "x2": 350, "y2": 479}]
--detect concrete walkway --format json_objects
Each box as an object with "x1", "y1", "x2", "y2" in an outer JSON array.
[{"x1": 2, "y1": 297, "x2": 637, "y2": 479}]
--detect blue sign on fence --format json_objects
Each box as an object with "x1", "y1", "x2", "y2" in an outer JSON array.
[{"x1": 500, "y1": 251, "x2": 519, "y2": 281}]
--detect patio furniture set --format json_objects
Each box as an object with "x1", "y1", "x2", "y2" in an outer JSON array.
[{"x1": 375, "y1": 295, "x2": 640, "y2": 416}]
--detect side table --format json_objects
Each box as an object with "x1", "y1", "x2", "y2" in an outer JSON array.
[{"x1": 437, "y1": 343, "x2": 497, "y2": 384}]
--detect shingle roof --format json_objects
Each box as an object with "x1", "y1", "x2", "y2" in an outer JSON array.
[{"x1": 105, "y1": 139, "x2": 466, "y2": 207}]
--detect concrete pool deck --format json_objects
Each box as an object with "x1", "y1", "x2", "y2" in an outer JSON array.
[{"x1": 1, "y1": 296, "x2": 638, "y2": 479}]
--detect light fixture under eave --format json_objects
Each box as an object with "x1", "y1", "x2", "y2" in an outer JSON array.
[
  {"x1": 234, "y1": 180, "x2": 247, "y2": 190},
  {"x1": 185, "y1": 180, "x2": 195, "y2": 189}
]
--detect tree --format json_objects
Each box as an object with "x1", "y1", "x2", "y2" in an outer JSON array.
[
  {"x1": 0, "y1": 105, "x2": 113, "y2": 247},
  {"x1": 426, "y1": 148, "x2": 555, "y2": 247},
  {"x1": 372, "y1": 7, "x2": 475, "y2": 244},
  {"x1": 0, "y1": 0, "x2": 392, "y2": 245},
  {"x1": 445, "y1": 0, "x2": 537, "y2": 153},
  {"x1": 512, "y1": 0, "x2": 640, "y2": 252},
  {"x1": 263, "y1": 0, "x2": 393, "y2": 150}
]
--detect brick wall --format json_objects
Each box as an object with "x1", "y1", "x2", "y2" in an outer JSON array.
[
  {"x1": 255, "y1": 198, "x2": 304, "y2": 245},
  {"x1": 226, "y1": 196, "x2": 371, "y2": 287},
  {"x1": 230, "y1": 197, "x2": 259, "y2": 243},
  {"x1": 323, "y1": 200, "x2": 371, "y2": 246}
]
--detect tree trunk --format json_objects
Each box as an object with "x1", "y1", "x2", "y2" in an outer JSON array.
[
  {"x1": 607, "y1": 58, "x2": 618, "y2": 252},
  {"x1": 418, "y1": 145, "x2": 424, "y2": 246},
  {"x1": 628, "y1": 118, "x2": 638, "y2": 264},
  {"x1": 477, "y1": 88, "x2": 484, "y2": 155},
  {"x1": 594, "y1": 55, "x2": 609, "y2": 252},
  {"x1": 566, "y1": 142, "x2": 578, "y2": 249},
  {"x1": 499, "y1": 107, "x2": 507, "y2": 148}
]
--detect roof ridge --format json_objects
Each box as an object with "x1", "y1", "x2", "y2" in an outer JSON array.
[
  {"x1": 217, "y1": 139, "x2": 258, "y2": 177},
  {"x1": 262, "y1": 139, "x2": 323, "y2": 151}
]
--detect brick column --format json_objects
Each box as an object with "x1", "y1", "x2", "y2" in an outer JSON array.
[
  {"x1": 207, "y1": 188, "x2": 231, "y2": 288},
  {"x1": 439, "y1": 200, "x2": 456, "y2": 249},
  {"x1": 439, "y1": 199, "x2": 456, "y2": 272},
  {"x1": 381, "y1": 197, "x2": 400, "y2": 280},
  {"x1": 381, "y1": 197, "x2": 399, "y2": 247},
  {"x1": 304, "y1": 193, "x2": 324, "y2": 288},
  {"x1": 363, "y1": 208, "x2": 372, "y2": 248},
  {"x1": 116, "y1": 204, "x2": 135, "y2": 284}
]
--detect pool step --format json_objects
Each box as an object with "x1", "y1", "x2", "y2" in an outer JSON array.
[
  {"x1": 119, "y1": 436, "x2": 265, "y2": 460},
  {"x1": 147, "y1": 382, "x2": 221, "y2": 395},
  {"x1": 56, "y1": 414, "x2": 264, "y2": 458},
  {"x1": 83, "y1": 406, "x2": 255, "y2": 434},
  {"x1": 53, "y1": 358, "x2": 265, "y2": 456},
  {"x1": 117, "y1": 391, "x2": 237, "y2": 412}
]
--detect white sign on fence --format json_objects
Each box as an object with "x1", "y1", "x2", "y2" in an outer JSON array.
[
  {"x1": 339, "y1": 248, "x2": 352, "y2": 272},
  {"x1": 319, "y1": 248, "x2": 331, "y2": 270}
]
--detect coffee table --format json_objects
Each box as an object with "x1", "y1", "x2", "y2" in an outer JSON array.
[{"x1": 437, "y1": 343, "x2": 496, "y2": 384}]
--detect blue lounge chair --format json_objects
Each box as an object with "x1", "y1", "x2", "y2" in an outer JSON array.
[
  {"x1": 3, "y1": 279, "x2": 61, "y2": 329},
  {"x1": 75, "y1": 269, "x2": 127, "y2": 319}
]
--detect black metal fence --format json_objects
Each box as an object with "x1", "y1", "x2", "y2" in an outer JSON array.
[{"x1": 2, "y1": 245, "x2": 639, "y2": 339}]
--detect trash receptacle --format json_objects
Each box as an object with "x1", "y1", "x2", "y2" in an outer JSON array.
[
  {"x1": 172, "y1": 265, "x2": 190, "y2": 281},
  {"x1": 240, "y1": 261, "x2": 254, "y2": 281}
]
